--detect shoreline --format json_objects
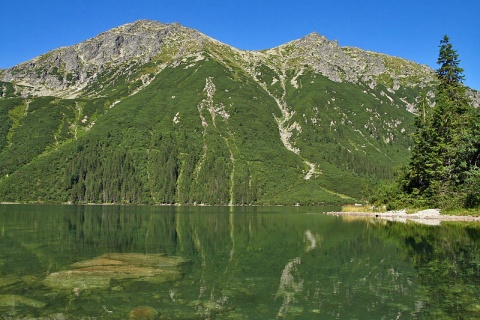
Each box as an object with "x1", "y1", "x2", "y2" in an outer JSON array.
[{"x1": 327, "y1": 209, "x2": 480, "y2": 225}]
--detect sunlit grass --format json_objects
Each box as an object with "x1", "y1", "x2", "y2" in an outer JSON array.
[
  {"x1": 443, "y1": 208, "x2": 480, "y2": 217},
  {"x1": 340, "y1": 204, "x2": 386, "y2": 213}
]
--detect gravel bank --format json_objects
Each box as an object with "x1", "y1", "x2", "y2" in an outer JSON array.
[{"x1": 327, "y1": 209, "x2": 480, "y2": 225}]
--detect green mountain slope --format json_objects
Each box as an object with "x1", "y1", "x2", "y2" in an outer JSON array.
[{"x1": 0, "y1": 20, "x2": 461, "y2": 205}]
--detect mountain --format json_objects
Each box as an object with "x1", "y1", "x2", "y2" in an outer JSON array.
[{"x1": 0, "y1": 20, "x2": 474, "y2": 204}]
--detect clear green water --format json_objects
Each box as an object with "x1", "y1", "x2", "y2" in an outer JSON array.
[{"x1": 1, "y1": 204, "x2": 480, "y2": 319}]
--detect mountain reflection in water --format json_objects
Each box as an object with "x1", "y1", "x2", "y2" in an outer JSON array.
[{"x1": 0, "y1": 204, "x2": 479, "y2": 319}]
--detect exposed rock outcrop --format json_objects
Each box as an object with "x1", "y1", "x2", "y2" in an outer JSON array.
[
  {"x1": 0, "y1": 19, "x2": 437, "y2": 100},
  {"x1": 1, "y1": 20, "x2": 207, "y2": 97}
]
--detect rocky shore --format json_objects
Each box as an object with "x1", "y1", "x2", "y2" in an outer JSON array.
[{"x1": 328, "y1": 209, "x2": 480, "y2": 226}]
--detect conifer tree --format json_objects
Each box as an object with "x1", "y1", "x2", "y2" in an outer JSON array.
[{"x1": 403, "y1": 35, "x2": 480, "y2": 208}]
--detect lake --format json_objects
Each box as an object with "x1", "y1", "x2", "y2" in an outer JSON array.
[{"x1": 1, "y1": 204, "x2": 480, "y2": 319}]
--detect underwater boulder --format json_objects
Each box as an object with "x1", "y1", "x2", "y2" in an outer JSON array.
[
  {"x1": 129, "y1": 306, "x2": 159, "y2": 320},
  {"x1": 43, "y1": 253, "x2": 189, "y2": 290},
  {"x1": 0, "y1": 294, "x2": 46, "y2": 308}
]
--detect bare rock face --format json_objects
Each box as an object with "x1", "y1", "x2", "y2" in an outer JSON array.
[
  {"x1": 467, "y1": 89, "x2": 480, "y2": 108},
  {"x1": 262, "y1": 32, "x2": 434, "y2": 89},
  {"x1": 1, "y1": 20, "x2": 434, "y2": 97},
  {"x1": 2, "y1": 18, "x2": 477, "y2": 108},
  {"x1": 1, "y1": 20, "x2": 207, "y2": 97},
  {"x1": 73, "y1": 20, "x2": 179, "y2": 66}
]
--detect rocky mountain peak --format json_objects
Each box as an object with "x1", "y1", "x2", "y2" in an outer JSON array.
[
  {"x1": 0, "y1": 20, "x2": 209, "y2": 97},
  {"x1": 259, "y1": 30, "x2": 436, "y2": 89},
  {"x1": 299, "y1": 32, "x2": 333, "y2": 45},
  {"x1": 110, "y1": 19, "x2": 169, "y2": 32},
  {"x1": 0, "y1": 20, "x2": 441, "y2": 100}
]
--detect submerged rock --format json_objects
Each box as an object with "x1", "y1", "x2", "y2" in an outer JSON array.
[
  {"x1": 99, "y1": 253, "x2": 188, "y2": 268},
  {"x1": 0, "y1": 294, "x2": 46, "y2": 308},
  {"x1": 79, "y1": 253, "x2": 188, "y2": 268},
  {"x1": 0, "y1": 275, "x2": 20, "y2": 288},
  {"x1": 21, "y1": 275, "x2": 42, "y2": 287},
  {"x1": 44, "y1": 253, "x2": 189, "y2": 290},
  {"x1": 129, "y1": 306, "x2": 159, "y2": 320},
  {"x1": 70, "y1": 258, "x2": 124, "y2": 268},
  {"x1": 44, "y1": 268, "x2": 115, "y2": 290}
]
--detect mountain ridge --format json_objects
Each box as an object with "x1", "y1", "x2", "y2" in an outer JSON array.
[
  {"x1": 1, "y1": 20, "x2": 437, "y2": 101},
  {"x1": 0, "y1": 20, "x2": 476, "y2": 205}
]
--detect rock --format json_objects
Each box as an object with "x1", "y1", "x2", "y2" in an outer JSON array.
[
  {"x1": 44, "y1": 268, "x2": 115, "y2": 290},
  {"x1": 136, "y1": 269, "x2": 182, "y2": 284},
  {"x1": 0, "y1": 275, "x2": 20, "y2": 288},
  {"x1": 129, "y1": 306, "x2": 159, "y2": 320},
  {"x1": 71, "y1": 258, "x2": 125, "y2": 268},
  {"x1": 111, "y1": 285, "x2": 124, "y2": 291},
  {"x1": 99, "y1": 253, "x2": 188, "y2": 268},
  {"x1": 0, "y1": 294, "x2": 46, "y2": 308},
  {"x1": 44, "y1": 265, "x2": 181, "y2": 290},
  {"x1": 21, "y1": 275, "x2": 41, "y2": 286},
  {"x1": 43, "y1": 253, "x2": 188, "y2": 290},
  {"x1": 0, "y1": 20, "x2": 205, "y2": 98}
]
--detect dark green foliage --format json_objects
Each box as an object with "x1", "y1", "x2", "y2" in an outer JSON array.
[
  {"x1": 380, "y1": 35, "x2": 480, "y2": 210},
  {"x1": 463, "y1": 168, "x2": 480, "y2": 208},
  {"x1": 147, "y1": 133, "x2": 180, "y2": 203},
  {"x1": 0, "y1": 98, "x2": 23, "y2": 152},
  {"x1": 64, "y1": 146, "x2": 142, "y2": 203},
  {"x1": 285, "y1": 71, "x2": 414, "y2": 187},
  {"x1": 0, "y1": 45, "x2": 433, "y2": 205},
  {"x1": 437, "y1": 35, "x2": 466, "y2": 92},
  {"x1": 0, "y1": 81, "x2": 19, "y2": 98},
  {"x1": 0, "y1": 98, "x2": 72, "y2": 175},
  {"x1": 0, "y1": 96, "x2": 110, "y2": 177}
]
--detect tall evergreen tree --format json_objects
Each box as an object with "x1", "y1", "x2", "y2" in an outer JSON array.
[
  {"x1": 402, "y1": 35, "x2": 479, "y2": 208},
  {"x1": 437, "y1": 35, "x2": 465, "y2": 97}
]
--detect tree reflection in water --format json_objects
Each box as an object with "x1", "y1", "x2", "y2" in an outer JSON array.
[{"x1": 0, "y1": 205, "x2": 479, "y2": 319}]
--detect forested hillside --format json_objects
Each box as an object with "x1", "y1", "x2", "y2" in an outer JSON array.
[{"x1": 1, "y1": 20, "x2": 475, "y2": 205}]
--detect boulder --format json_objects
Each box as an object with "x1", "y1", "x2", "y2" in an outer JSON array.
[
  {"x1": 44, "y1": 253, "x2": 188, "y2": 290},
  {"x1": 129, "y1": 306, "x2": 159, "y2": 320},
  {"x1": 0, "y1": 275, "x2": 20, "y2": 288},
  {"x1": 99, "y1": 253, "x2": 188, "y2": 268},
  {"x1": 0, "y1": 294, "x2": 46, "y2": 308}
]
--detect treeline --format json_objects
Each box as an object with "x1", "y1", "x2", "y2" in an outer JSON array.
[
  {"x1": 64, "y1": 146, "x2": 142, "y2": 203},
  {"x1": 62, "y1": 132, "x2": 259, "y2": 205},
  {"x1": 322, "y1": 146, "x2": 397, "y2": 180}
]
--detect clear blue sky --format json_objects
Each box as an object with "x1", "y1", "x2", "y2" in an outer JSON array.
[{"x1": 1, "y1": 0, "x2": 479, "y2": 89}]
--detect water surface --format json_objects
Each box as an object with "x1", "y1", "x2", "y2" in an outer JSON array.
[{"x1": 1, "y1": 204, "x2": 480, "y2": 319}]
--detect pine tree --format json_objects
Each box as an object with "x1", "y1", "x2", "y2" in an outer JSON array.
[
  {"x1": 437, "y1": 35, "x2": 465, "y2": 98},
  {"x1": 405, "y1": 92, "x2": 433, "y2": 193},
  {"x1": 402, "y1": 35, "x2": 479, "y2": 208},
  {"x1": 433, "y1": 35, "x2": 474, "y2": 186}
]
